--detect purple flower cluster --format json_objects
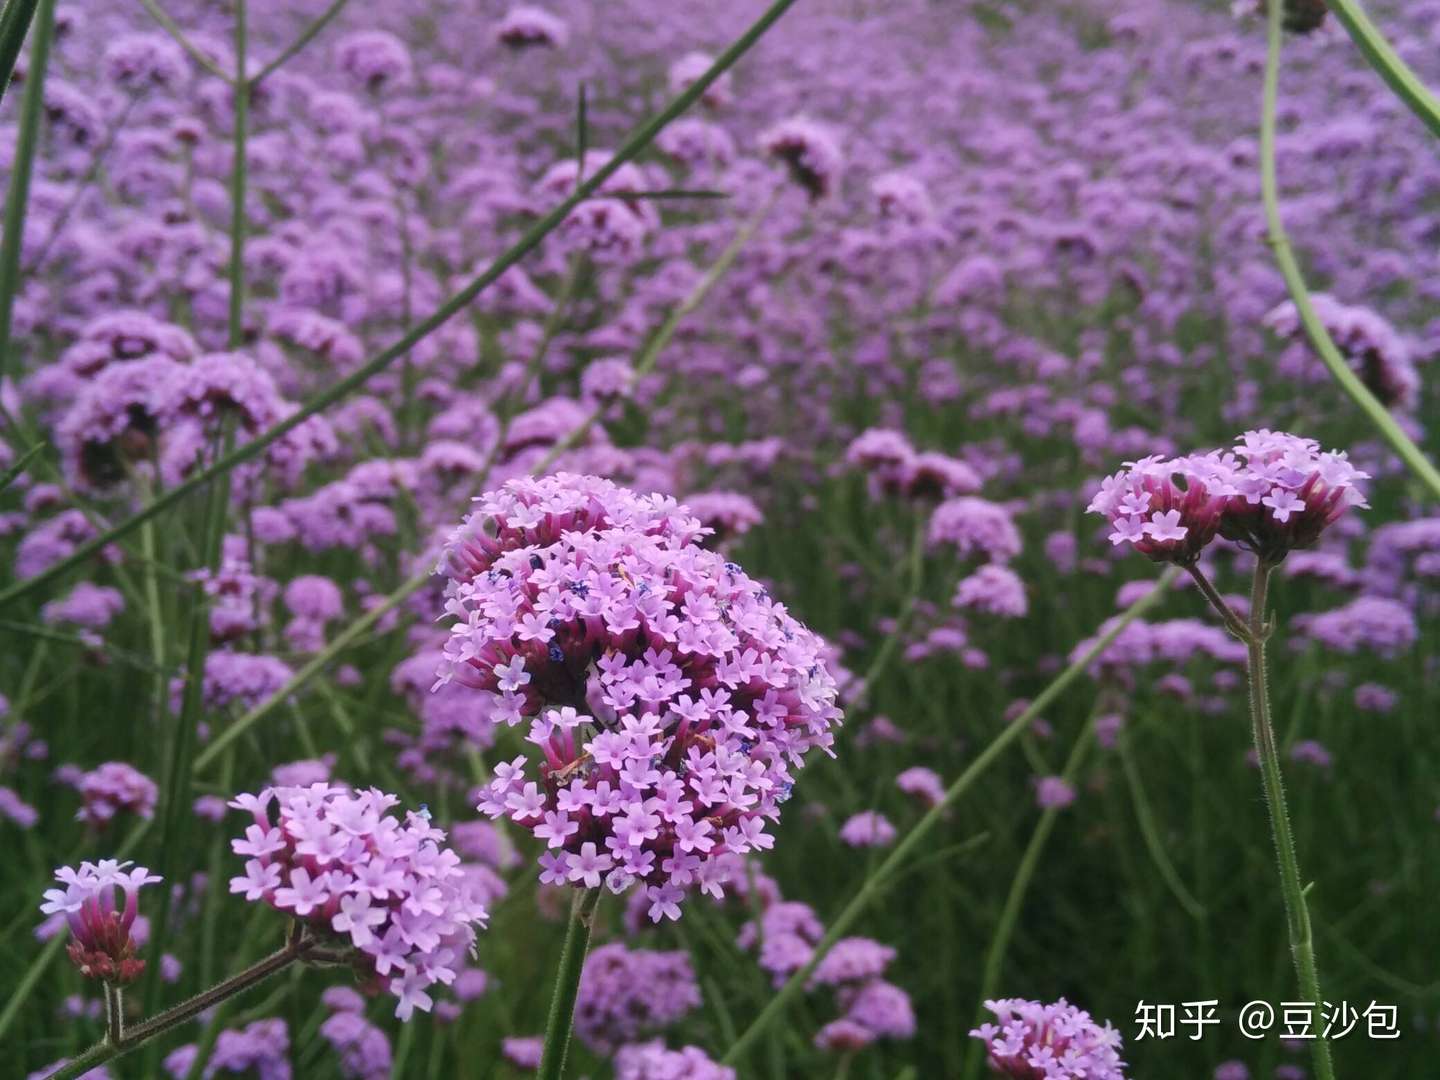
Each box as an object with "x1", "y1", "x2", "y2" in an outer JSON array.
[
  {"x1": 440, "y1": 474, "x2": 841, "y2": 920},
  {"x1": 39, "y1": 859, "x2": 161, "y2": 984},
  {"x1": 575, "y1": 943, "x2": 701, "y2": 1052},
  {"x1": 227, "y1": 784, "x2": 489, "y2": 1019},
  {"x1": 73, "y1": 761, "x2": 158, "y2": 827},
  {"x1": 970, "y1": 997, "x2": 1127, "y2": 1079},
  {"x1": 1089, "y1": 431, "x2": 1368, "y2": 564}
]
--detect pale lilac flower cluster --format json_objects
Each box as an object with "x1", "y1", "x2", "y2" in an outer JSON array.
[
  {"x1": 667, "y1": 51, "x2": 732, "y2": 109},
  {"x1": 165, "y1": 1019, "x2": 291, "y2": 1080},
  {"x1": 39, "y1": 859, "x2": 161, "y2": 984},
  {"x1": 321, "y1": 988, "x2": 392, "y2": 1080},
  {"x1": 574, "y1": 943, "x2": 701, "y2": 1053},
  {"x1": 1265, "y1": 295, "x2": 1418, "y2": 409},
  {"x1": 839, "y1": 810, "x2": 896, "y2": 848},
  {"x1": 614, "y1": 1041, "x2": 735, "y2": 1080},
  {"x1": 1293, "y1": 596, "x2": 1417, "y2": 658},
  {"x1": 845, "y1": 428, "x2": 981, "y2": 501},
  {"x1": 440, "y1": 474, "x2": 842, "y2": 920},
  {"x1": 227, "y1": 784, "x2": 489, "y2": 1019},
  {"x1": 970, "y1": 997, "x2": 1127, "y2": 1079},
  {"x1": 73, "y1": 761, "x2": 158, "y2": 827},
  {"x1": 494, "y1": 6, "x2": 568, "y2": 49},
  {"x1": 1088, "y1": 431, "x2": 1368, "y2": 565},
  {"x1": 760, "y1": 117, "x2": 843, "y2": 201}
]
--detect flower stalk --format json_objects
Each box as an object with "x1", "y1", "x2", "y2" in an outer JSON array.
[
  {"x1": 1192, "y1": 559, "x2": 1335, "y2": 1080},
  {"x1": 538, "y1": 887, "x2": 603, "y2": 1080},
  {"x1": 45, "y1": 935, "x2": 314, "y2": 1080}
]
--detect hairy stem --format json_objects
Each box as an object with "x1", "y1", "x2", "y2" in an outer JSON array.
[
  {"x1": 538, "y1": 888, "x2": 603, "y2": 1080},
  {"x1": 45, "y1": 939, "x2": 308, "y2": 1080},
  {"x1": 1244, "y1": 559, "x2": 1334, "y2": 1080}
]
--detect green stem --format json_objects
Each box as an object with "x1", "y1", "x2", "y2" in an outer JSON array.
[
  {"x1": 136, "y1": 0, "x2": 233, "y2": 83},
  {"x1": 226, "y1": 0, "x2": 248, "y2": 349},
  {"x1": 45, "y1": 938, "x2": 308, "y2": 1080},
  {"x1": 141, "y1": 418, "x2": 234, "y2": 1025},
  {"x1": 0, "y1": 0, "x2": 54, "y2": 386},
  {"x1": 961, "y1": 715, "x2": 1097, "y2": 1080},
  {"x1": 0, "y1": 0, "x2": 40, "y2": 107},
  {"x1": 249, "y1": 0, "x2": 349, "y2": 85},
  {"x1": 1259, "y1": 0, "x2": 1440, "y2": 501},
  {"x1": 1117, "y1": 721, "x2": 1206, "y2": 922},
  {"x1": 721, "y1": 567, "x2": 1180, "y2": 1065},
  {"x1": 1243, "y1": 559, "x2": 1335, "y2": 1080},
  {"x1": 1326, "y1": 0, "x2": 1440, "y2": 139},
  {"x1": 0, "y1": 0, "x2": 800, "y2": 609},
  {"x1": 538, "y1": 888, "x2": 603, "y2": 1080}
]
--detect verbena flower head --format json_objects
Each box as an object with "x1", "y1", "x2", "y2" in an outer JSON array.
[
  {"x1": 494, "y1": 6, "x2": 568, "y2": 49},
  {"x1": 614, "y1": 1041, "x2": 735, "y2": 1080},
  {"x1": 1088, "y1": 431, "x2": 1367, "y2": 565},
  {"x1": 74, "y1": 761, "x2": 158, "y2": 827},
  {"x1": 438, "y1": 474, "x2": 842, "y2": 920},
  {"x1": 970, "y1": 997, "x2": 1127, "y2": 1079},
  {"x1": 40, "y1": 860, "x2": 161, "y2": 984},
  {"x1": 760, "y1": 117, "x2": 842, "y2": 201},
  {"x1": 575, "y1": 943, "x2": 701, "y2": 1052},
  {"x1": 227, "y1": 783, "x2": 489, "y2": 1019}
]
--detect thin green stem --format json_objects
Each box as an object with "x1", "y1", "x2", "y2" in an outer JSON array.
[
  {"x1": 136, "y1": 0, "x2": 233, "y2": 83},
  {"x1": 0, "y1": 0, "x2": 54, "y2": 386},
  {"x1": 1117, "y1": 723, "x2": 1207, "y2": 921},
  {"x1": 962, "y1": 715, "x2": 1098, "y2": 1080},
  {"x1": 0, "y1": 0, "x2": 799, "y2": 609},
  {"x1": 227, "y1": 0, "x2": 248, "y2": 348},
  {"x1": 1259, "y1": 0, "x2": 1440, "y2": 501},
  {"x1": 141, "y1": 417, "x2": 235, "y2": 1024},
  {"x1": 538, "y1": 888, "x2": 603, "y2": 1080},
  {"x1": 0, "y1": 0, "x2": 38, "y2": 107},
  {"x1": 192, "y1": 563, "x2": 425, "y2": 771},
  {"x1": 722, "y1": 566, "x2": 1181, "y2": 1065},
  {"x1": 1327, "y1": 0, "x2": 1440, "y2": 139},
  {"x1": 249, "y1": 0, "x2": 349, "y2": 85},
  {"x1": 1243, "y1": 559, "x2": 1335, "y2": 1080}
]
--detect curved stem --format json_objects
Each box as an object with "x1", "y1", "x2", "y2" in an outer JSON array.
[
  {"x1": 1259, "y1": 0, "x2": 1440, "y2": 502},
  {"x1": 0, "y1": 0, "x2": 55, "y2": 386},
  {"x1": 538, "y1": 888, "x2": 603, "y2": 1080},
  {"x1": 0, "y1": 0, "x2": 799, "y2": 610},
  {"x1": 1245, "y1": 560, "x2": 1335, "y2": 1080},
  {"x1": 1117, "y1": 722, "x2": 1206, "y2": 922},
  {"x1": 1327, "y1": 0, "x2": 1440, "y2": 139},
  {"x1": 1184, "y1": 563, "x2": 1249, "y2": 640},
  {"x1": 45, "y1": 938, "x2": 308, "y2": 1080},
  {"x1": 722, "y1": 567, "x2": 1181, "y2": 1066}
]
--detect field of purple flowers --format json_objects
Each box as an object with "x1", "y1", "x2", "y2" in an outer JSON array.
[{"x1": 2, "y1": 0, "x2": 1439, "y2": 1077}]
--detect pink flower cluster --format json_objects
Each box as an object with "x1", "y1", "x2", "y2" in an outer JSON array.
[
  {"x1": 73, "y1": 761, "x2": 158, "y2": 827},
  {"x1": 436, "y1": 474, "x2": 842, "y2": 920},
  {"x1": 970, "y1": 997, "x2": 1127, "y2": 1079},
  {"x1": 760, "y1": 117, "x2": 843, "y2": 201},
  {"x1": 1088, "y1": 430, "x2": 1368, "y2": 565},
  {"x1": 227, "y1": 784, "x2": 489, "y2": 1019},
  {"x1": 39, "y1": 859, "x2": 161, "y2": 984}
]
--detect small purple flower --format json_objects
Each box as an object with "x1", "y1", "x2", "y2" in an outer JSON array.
[{"x1": 40, "y1": 860, "x2": 161, "y2": 984}]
